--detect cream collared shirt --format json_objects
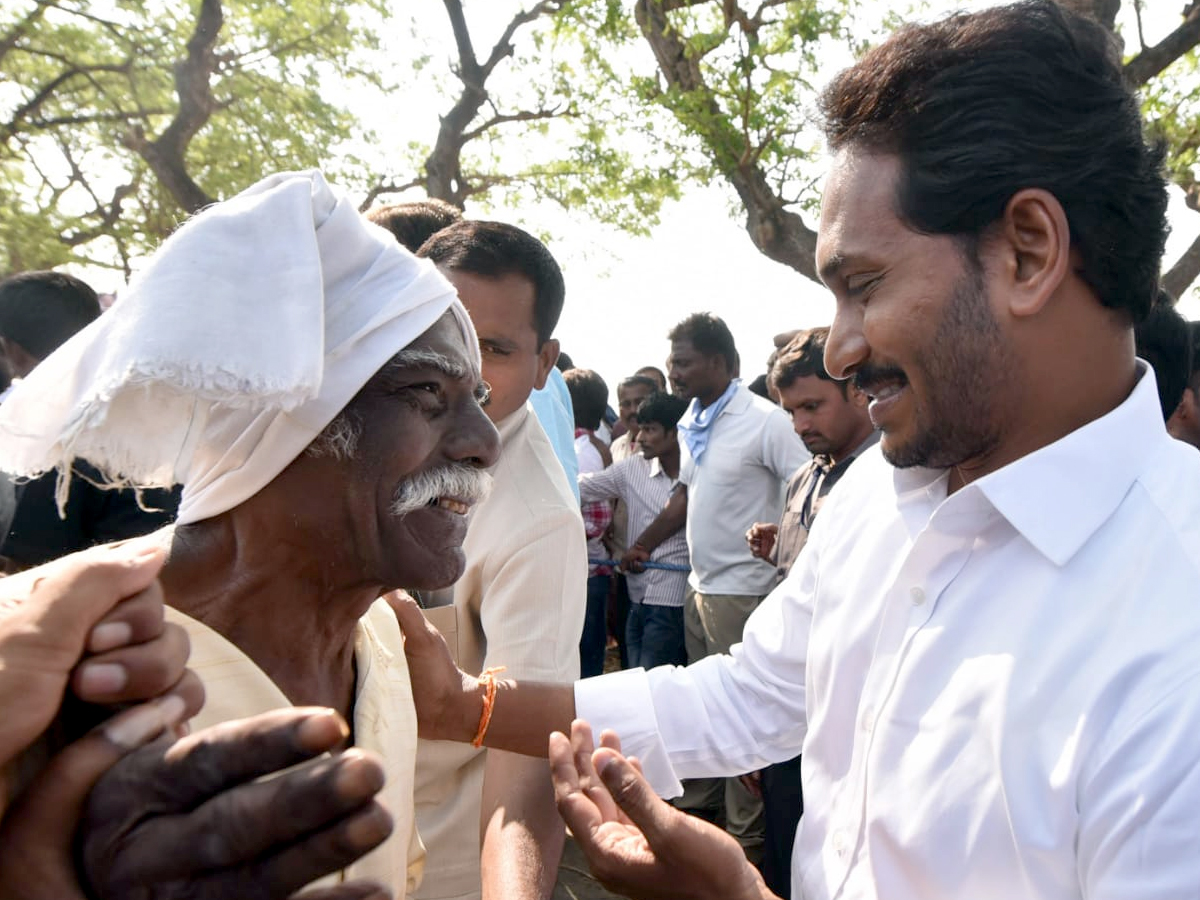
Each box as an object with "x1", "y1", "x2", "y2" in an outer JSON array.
[
  {"x1": 579, "y1": 364, "x2": 1200, "y2": 899},
  {"x1": 165, "y1": 600, "x2": 424, "y2": 895}
]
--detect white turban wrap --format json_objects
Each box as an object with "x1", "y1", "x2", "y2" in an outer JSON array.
[{"x1": 0, "y1": 171, "x2": 477, "y2": 525}]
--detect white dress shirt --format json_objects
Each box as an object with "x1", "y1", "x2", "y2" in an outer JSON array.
[
  {"x1": 679, "y1": 383, "x2": 808, "y2": 596},
  {"x1": 577, "y1": 364, "x2": 1200, "y2": 899}
]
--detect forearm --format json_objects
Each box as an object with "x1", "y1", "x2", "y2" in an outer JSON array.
[
  {"x1": 473, "y1": 679, "x2": 577, "y2": 758},
  {"x1": 634, "y1": 488, "x2": 687, "y2": 553},
  {"x1": 479, "y1": 750, "x2": 565, "y2": 900}
]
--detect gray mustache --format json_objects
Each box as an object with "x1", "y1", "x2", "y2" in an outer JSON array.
[{"x1": 389, "y1": 464, "x2": 493, "y2": 517}]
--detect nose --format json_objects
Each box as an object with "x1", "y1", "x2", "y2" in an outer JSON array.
[
  {"x1": 824, "y1": 303, "x2": 868, "y2": 380},
  {"x1": 448, "y1": 396, "x2": 501, "y2": 469}
]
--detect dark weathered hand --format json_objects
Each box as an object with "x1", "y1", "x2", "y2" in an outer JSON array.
[
  {"x1": 745, "y1": 523, "x2": 777, "y2": 562},
  {"x1": 386, "y1": 589, "x2": 479, "y2": 743},
  {"x1": 551, "y1": 720, "x2": 775, "y2": 900},
  {"x1": 79, "y1": 707, "x2": 395, "y2": 900}
]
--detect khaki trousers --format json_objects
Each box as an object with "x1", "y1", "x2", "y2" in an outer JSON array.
[{"x1": 676, "y1": 588, "x2": 766, "y2": 860}]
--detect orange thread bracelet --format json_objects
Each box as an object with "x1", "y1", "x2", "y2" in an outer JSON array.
[{"x1": 471, "y1": 666, "x2": 506, "y2": 748}]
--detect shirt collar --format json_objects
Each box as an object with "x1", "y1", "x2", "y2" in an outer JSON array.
[{"x1": 969, "y1": 362, "x2": 1163, "y2": 567}]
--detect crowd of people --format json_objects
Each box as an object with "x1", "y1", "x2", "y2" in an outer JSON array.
[{"x1": 1, "y1": 2, "x2": 1200, "y2": 899}]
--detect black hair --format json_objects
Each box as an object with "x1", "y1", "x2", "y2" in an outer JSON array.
[
  {"x1": 563, "y1": 367, "x2": 609, "y2": 430},
  {"x1": 747, "y1": 373, "x2": 771, "y2": 399},
  {"x1": 418, "y1": 220, "x2": 565, "y2": 346},
  {"x1": 635, "y1": 365, "x2": 667, "y2": 391},
  {"x1": 635, "y1": 392, "x2": 688, "y2": 430},
  {"x1": 819, "y1": 0, "x2": 1168, "y2": 323},
  {"x1": 667, "y1": 312, "x2": 737, "y2": 371},
  {"x1": 618, "y1": 374, "x2": 659, "y2": 395},
  {"x1": 769, "y1": 327, "x2": 845, "y2": 395},
  {"x1": 556, "y1": 350, "x2": 575, "y2": 372},
  {"x1": 0, "y1": 270, "x2": 100, "y2": 360},
  {"x1": 366, "y1": 198, "x2": 462, "y2": 254},
  {"x1": 1135, "y1": 291, "x2": 1192, "y2": 420}
]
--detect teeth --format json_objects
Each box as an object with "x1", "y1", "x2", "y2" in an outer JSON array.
[{"x1": 432, "y1": 497, "x2": 469, "y2": 515}]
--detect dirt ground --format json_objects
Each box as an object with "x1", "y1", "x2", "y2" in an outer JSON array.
[{"x1": 551, "y1": 834, "x2": 623, "y2": 900}]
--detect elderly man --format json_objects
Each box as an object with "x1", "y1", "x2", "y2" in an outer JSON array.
[
  {"x1": 393, "y1": 4, "x2": 1200, "y2": 900},
  {"x1": 0, "y1": 170, "x2": 500, "y2": 897}
]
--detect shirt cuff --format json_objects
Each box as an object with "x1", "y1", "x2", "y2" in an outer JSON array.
[{"x1": 574, "y1": 668, "x2": 684, "y2": 799}]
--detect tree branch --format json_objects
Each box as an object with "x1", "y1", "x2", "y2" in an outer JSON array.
[
  {"x1": 357, "y1": 177, "x2": 425, "y2": 211},
  {"x1": 1163, "y1": 229, "x2": 1200, "y2": 299},
  {"x1": 461, "y1": 105, "x2": 565, "y2": 143},
  {"x1": 481, "y1": 1, "x2": 561, "y2": 79},
  {"x1": 0, "y1": 0, "x2": 52, "y2": 68},
  {"x1": 634, "y1": 0, "x2": 819, "y2": 280},
  {"x1": 1124, "y1": 5, "x2": 1200, "y2": 87},
  {"x1": 1, "y1": 61, "x2": 133, "y2": 147},
  {"x1": 123, "y1": 0, "x2": 223, "y2": 213}
]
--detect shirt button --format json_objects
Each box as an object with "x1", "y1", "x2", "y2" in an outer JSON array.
[
  {"x1": 862, "y1": 707, "x2": 875, "y2": 732},
  {"x1": 910, "y1": 585, "x2": 926, "y2": 606}
]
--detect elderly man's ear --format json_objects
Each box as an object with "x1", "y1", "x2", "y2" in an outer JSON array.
[{"x1": 534, "y1": 338, "x2": 560, "y2": 392}]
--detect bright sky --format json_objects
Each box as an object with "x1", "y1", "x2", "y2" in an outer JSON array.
[{"x1": 376, "y1": 2, "x2": 1200, "y2": 400}]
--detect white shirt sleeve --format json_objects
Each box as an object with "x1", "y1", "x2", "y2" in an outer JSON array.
[
  {"x1": 1076, "y1": 670, "x2": 1200, "y2": 898},
  {"x1": 575, "y1": 531, "x2": 816, "y2": 797},
  {"x1": 760, "y1": 405, "x2": 809, "y2": 481}
]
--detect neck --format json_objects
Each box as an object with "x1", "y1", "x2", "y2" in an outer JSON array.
[
  {"x1": 158, "y1": 513, "x2": 378, "y2": 719},
  {"x1": 947, "y1": 317, "x2": 1138, "y2": 494},
  {"x1": 830, "y1": 421, "x2": 876, "y2": 467},
  {"x1": 659, "y1": 446, "x2": 681, "y2": 478},
  {"x1": 696, "y1": 378, "x2": 732, "y2": 409}
]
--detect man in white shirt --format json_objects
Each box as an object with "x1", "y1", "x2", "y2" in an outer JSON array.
[{"x1": 394, "y1": 4, "x2": 1200, "y2": 899}]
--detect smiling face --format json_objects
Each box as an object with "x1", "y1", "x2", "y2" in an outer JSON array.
[
  {"x1": 776, "y1": 375, "x2": 871, "y2": 462},
  {"x1": 325, "y1": 311, "x2": 500, "y2": 591},
  {"x1": 817, "y1": 149, "x2": 1015, "y2": 472},
  {"x1": 442, "y1": 268, "x2": 558, "y2": 425}
]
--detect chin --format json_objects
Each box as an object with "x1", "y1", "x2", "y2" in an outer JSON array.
[{"x1": 398, "y1": 548, "x2": 467, "y2": 592}]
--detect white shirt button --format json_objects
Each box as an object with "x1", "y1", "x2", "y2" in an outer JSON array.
[
  {"x1": 862, "y1": 707, "x2": 875, "y2": 732},
  {"x1": 910, "y1": 585, "x2": 926, "y2": 606}
]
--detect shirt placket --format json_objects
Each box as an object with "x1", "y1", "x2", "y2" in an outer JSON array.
[{"x1": 827, "y1": 496, "x2": 983, "y2": 898}]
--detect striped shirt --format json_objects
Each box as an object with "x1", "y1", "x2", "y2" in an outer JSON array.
[{"x1": 578, "y1": 452, "x2": 688, "y2": 607}]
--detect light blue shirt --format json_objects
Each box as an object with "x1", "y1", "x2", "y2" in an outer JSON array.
[{"x1": 529, "y1": 368, "x2": 579, "y2": 502}]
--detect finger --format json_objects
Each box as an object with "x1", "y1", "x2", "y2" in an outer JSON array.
[
  {"x1": 85, "y1": 581, "x2": 166, "y2": 653},
  {"x1": 383, "y1": 589, "x2": 434, "y2": 638},
  {"x1": 594, "y1": 747, "x2": 683, "y2": 851},
  {"x1": 598, "y1": 729, "x2": 624, "y2": 755},
  {"x1": 572, "y1": 720, "x2": 621, "y2": 823},
  {"x1": 1, "y1": 538, "x2": 166, "y2": 643},
  {"x1": 295, "y1": 882, "x2": 392, "y2": 900},
  {"x1": 117, "y1": 707, "x2": 350, "y2": 812},
  {"x1": 72, "y1": 621, "x2": 190, "y2": 704},
  {"x1": 110, "y1": 749, "x2": 390, "y2": 882},
  {"x1": 550, "y1": 730, "x2": 603, "y2": 836}
]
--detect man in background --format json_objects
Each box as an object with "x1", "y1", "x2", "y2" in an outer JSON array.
[{"x1": 744, "y1": 326, "x2": 876, "y2": 897}]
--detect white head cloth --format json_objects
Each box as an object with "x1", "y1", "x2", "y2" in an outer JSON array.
[{"x1": 0, "y1": 170, "x2": 477, "y2": 525}]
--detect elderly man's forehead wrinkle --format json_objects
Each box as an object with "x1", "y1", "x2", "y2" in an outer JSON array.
[{"x1": 385, "y1": 348, "x2": 472, "y2": 381}]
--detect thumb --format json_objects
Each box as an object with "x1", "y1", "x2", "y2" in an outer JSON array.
[
  {"x1": 384, "y1": 590, "x2": 427, "y2": 636},
  {"x1": 593, "y1": 747, "x2": 677, "y2": 845}
]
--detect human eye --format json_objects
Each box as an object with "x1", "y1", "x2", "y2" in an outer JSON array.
[
  {"x1": 402, "y1": 381, "x2": 448, "y2": 413},
  {"x1": 846, "y1": 273, "x2": 882, "y2": 298},
  {"x1": 480, "y1": 342, "x2": 511, "y2": 358}
]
